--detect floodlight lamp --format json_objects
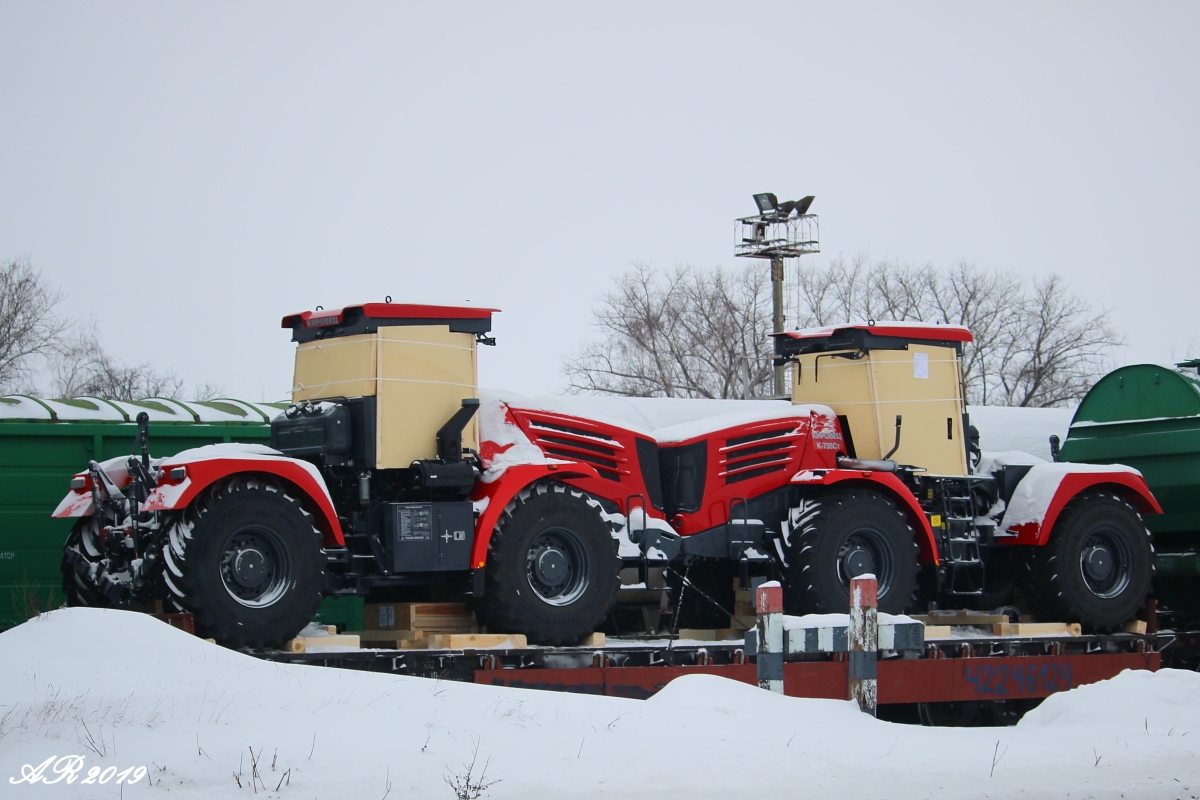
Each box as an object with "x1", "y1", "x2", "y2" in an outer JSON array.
[
  {"x1": 753, "y1": 193, "x2": 778, "y2": 215},
  {"x1": 794, "y1": 195, "x2": 815, "y2": 216}
]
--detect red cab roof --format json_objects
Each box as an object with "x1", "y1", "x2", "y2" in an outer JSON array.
[
  {"x1": 775, "y1": 321, "x2": 973, "y2": 344},
  {"x1": 282, "y1": 302, "x2": 499, "y2": 330}
]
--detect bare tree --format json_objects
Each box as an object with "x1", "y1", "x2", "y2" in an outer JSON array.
[
  {"x1": 563, "y1": 263, "x2": 775, "y2": 398},
  {"x1": 48, "y1": 324, "x2": 184, "y2": 400},
  {"x1": 569, "y1": 258, "x2": 1120, "y2": 407},
  {"x1": 990, "y1": 275, "x2": 1121, "y2": 407},
  {"x1": 0, "y1": 257, "x2": 69, "y2": 393}
]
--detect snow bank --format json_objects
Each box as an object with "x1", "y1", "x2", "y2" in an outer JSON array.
[{"x1": 2, "y1": 609, "x2": 1198, "y2": 799}]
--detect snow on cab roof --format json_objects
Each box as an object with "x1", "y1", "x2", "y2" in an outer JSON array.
[{"x1": 776, "y1": 320, "x2": 973, "y2": 343}]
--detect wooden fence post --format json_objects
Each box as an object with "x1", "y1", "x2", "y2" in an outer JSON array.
[
  {"x1": 848, "y1": 574, "x2": 878, "y2": 715},
  {"x1": 755, "y1": 580, "x2": 784, "y2": 693}
]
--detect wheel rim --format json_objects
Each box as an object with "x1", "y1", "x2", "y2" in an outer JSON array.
[
  {"x1": 526, "y1": 526, "x2": 590, "y2": 606},
  {"x1": 220, "y1": 526, "x2": 292, "y2": 608},
  {"x1": 1078, "y1": 526, "x2": 1132, "y2": 599},
  {"x1": 837, "y1": 529, "x2": 896, "y2": 595}
]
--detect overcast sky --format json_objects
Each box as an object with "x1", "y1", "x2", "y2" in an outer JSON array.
[{"x1": 2, "y1": 2, "x2": 1197, "y2": 402}]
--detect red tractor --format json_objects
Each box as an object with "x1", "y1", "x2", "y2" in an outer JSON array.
[{"x1": 56, "y1": 303, "x2": 1160, "y2": 648}]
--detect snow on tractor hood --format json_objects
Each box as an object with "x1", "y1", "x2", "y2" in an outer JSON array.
[
  {"x1": 977, "y1": 450, "x2": 1145, "y2": 529},
  {"x1": 478, "y1": 388, "x2": 835, "y2": 444}
]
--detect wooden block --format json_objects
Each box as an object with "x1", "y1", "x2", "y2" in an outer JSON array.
[
  {"x1": 1122, "y1": 619, "x2": 1148, "y2": 635},
  {"x1": 993, "y1": 622, "x2": 1081, "y2": 637},
  {"x1": 363, "y1": 603, "x2": 400, "y2": 630},
  {"x1": 677, "y1": 628, "x2": 720, "y2": 641},
  {"x1": 922, "y1": 625, "x2": 953, "y2": 639},
  {"x1": 353, "y1": 629, "x2": 427, "y2": 648},
  {"x1": 914, "y1": 612, "x2": 1009, "y2": 626},
  {"x1": 422, "y1": 633, "x2": 527, "y2": 650},
  {"x1": 577, "y1": 632, "x2": 606, "y2": 647},
  {"x1": 321, "y1": 625, "x2": 338, "y2": 634},
  {"x1": 403, "y1": 602, "x2": 478, "y2": 632},
  {"x1": 675, "y1": 629, "x2": 747, "y2": 641},
  {"x1": 285, "y1": 634, "x2": 361, "y2": 653},
  {"x1": 400, "y1": 636, "x2": 431, "y2": 650},
  {"x1": 364, "y1": 602, "x2": 477, "y2": 632}
]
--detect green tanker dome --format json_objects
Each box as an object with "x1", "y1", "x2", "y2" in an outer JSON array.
[{"x1": 1072, "y1": 363, "x2": 1200, "y2": 424}]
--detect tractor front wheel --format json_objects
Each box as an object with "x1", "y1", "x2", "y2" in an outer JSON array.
[
  {"x1": 163, "y1": 477, "x2": 325, "y2": 649},
  {"x1": 476, "y1": 483, "x2": 621, "y2": 646},
  {"x1": 1017, "y1": 491, "x2": 1153, "y2": 630}
]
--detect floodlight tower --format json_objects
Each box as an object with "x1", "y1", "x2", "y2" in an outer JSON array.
[{"x1": 735, "y1": 193, "x2": 820, "y2": 396}]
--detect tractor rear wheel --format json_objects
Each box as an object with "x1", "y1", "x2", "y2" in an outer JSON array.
[
  {"x1": 476, "y1": 483, "x2": 621, "y2": 646},
  {"x1": 1017, "y1": 491, "x2": 1153, "y2": 630},
  {"x1": 163, "y1": 477, "x2": 325, "y2": 649},
  {"x1": 782, "y1": 489, "x2": 919, "y2": 615},
  {"x1": 61, "y1": 515, "x2": 110, "y2": 607}
]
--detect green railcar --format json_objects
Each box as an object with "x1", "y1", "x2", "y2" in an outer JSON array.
[
  {"x1": 1060, "y1": 361, "x2": 1200, "y2": 620},
  {"x1": 0, "y1": 396, "x2": 318, "y2": 628}
]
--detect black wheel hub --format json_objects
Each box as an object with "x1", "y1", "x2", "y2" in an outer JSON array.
[
  {"x1": 220, "y1": 528, "x2": 292, "y2": 608},
  {"x1": 840, "y1": 543, "x2": 877, "y2": 578},
  {"x1": 526, "y1": 527, "x2": 589, "y2": 606},
  {"x1": 232, "y1": 547, "x2": 268, "y2": 589},
  {"x1": 1079, "y1": 528, "x2": 1131, "y2": 599},
  {"x1": 534, "y1": 548, "x2": 569, "y2": 586},
  {"x1": 837, "y1": 532, "x2": 894, "y2": 594},
  {"x1": 1083, "y1": 545, "x2": 1113, "y2": 583}
]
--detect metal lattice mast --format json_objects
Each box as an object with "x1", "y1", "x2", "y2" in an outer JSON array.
[{"x1": 734, "y1": 193, "x2": 820, "y2": 396}]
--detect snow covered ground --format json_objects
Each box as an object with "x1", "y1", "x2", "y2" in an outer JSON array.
[{"x1": 2, "y1": 609, "x2": 1197, "y2": 799}]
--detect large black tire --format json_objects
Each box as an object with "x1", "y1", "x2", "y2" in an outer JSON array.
[
  {"x1": 162, "y1": 477, "x2": 325, "y2": 649},
  {"x1": 476, "y1": 483, "x2": 621, "y2": 646},
  {"x1": 782, "y1": 490, "x2": 920, "y2": 616},
  {"x1": 1016, "y1": 491, "x2": 1153, "y2": 630},
  {"x1": 61, "y1": 516, "x2": 109, "y2": 607}
]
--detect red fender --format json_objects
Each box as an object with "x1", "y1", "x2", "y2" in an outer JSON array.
[
  {"x1": 790, "y1": 469, "x2": 939, "y2": 564},
  {"x1": 470, "y1": 462, "x2": 623, "y2": 569},
  {"x1": 53, "y1": 452, "x2": 345, "y2": 547},
  {"x1": 143, "y1": 457, "x2": 345, "y2": 546},
  {"x1": 1001, "y1": 470, "x2": 1162, "y2": 547}
]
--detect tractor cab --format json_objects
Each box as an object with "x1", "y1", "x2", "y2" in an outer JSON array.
[
  {"x1": 273, "y1": 302, "x2": 497, "y2": 484},
  {"x1": 774, "y1": 322, "x2": 973, "y2": 476}
]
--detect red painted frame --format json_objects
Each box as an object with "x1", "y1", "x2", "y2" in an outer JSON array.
[{"x1": 475, "y1": 652, "x2": 1160, "y2": 702}]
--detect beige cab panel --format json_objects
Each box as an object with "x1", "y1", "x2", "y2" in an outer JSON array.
[
  {"x1": 376, "y1": 326, "x2": 478, "y2": 468},
  {"x1": 792, "y1": 343, "x2": 967, "y2": 476},
  {"x1": 293, "y1": 334, "x2": 379, "y2": 401},
  {"x1": 290, "y1": 325, "x2": 478, "y2": 469}
]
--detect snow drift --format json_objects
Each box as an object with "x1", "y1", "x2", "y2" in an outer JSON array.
[{"x1": 1, "y1": 609, "x2": 1197, "y2": 799}]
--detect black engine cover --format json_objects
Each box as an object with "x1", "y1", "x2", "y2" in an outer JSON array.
[{"x1": 272, "y1": 403, "x2": 352, "y2": 460}]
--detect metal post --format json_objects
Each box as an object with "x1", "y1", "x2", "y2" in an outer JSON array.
[
  {"x1": 771, "y1": 256, "x2": 786, "y2": 397},
  {"x1": 848, "y1": 574, "x2": 878, "y2": 715},
  {"x1": 755, "y1": 580, "x2": 784, "y2": 693}
]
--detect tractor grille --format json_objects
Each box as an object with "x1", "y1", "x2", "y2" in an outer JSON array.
[
  {"x1": 527, "y1": 419, "x2": 625, "y2": 482},
  {"x1": 720, "y1": 426, "x2": 800, "y2": 484}
]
